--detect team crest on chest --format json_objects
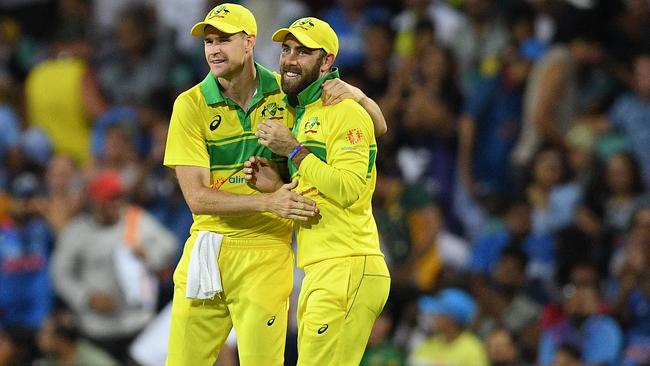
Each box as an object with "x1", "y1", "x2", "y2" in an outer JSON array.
[
  {"x1": 304, "y1": 117, "x2": 320, "y2": 134},
  {"x1": 261, "y1": 102, "x2": 285, "y2": 120}
]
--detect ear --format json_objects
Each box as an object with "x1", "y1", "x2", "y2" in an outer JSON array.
[
  {"x1": 246, "y1": 34, "x2": 257, "y2": 53},
  {"x1": 320, "y1": 53, "x2": 335, "y2": 73}
]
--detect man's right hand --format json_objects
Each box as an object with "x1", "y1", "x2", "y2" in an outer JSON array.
[
  {"x1": 264, "y1": 180, "x2": 318, "y2": 221},
  {"x1": 89, "y1": 293, "x2": 116, "y2": 313}
]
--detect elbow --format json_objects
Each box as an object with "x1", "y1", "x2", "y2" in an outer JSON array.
[
  {"x1": 337, "y1": 185, "x2": 364, "y2": 208},
  {"x1": 185, "y1": 196, "x2": 206, "y2": 215},
  {"x1": 376, "y1": 124, "x2": 388, "y2": 137}
]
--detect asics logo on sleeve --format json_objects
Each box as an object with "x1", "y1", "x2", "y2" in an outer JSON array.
[
  {"x1": 267, "y1": 316, "x2": 276, "y2": 326},
  {"x1": 209, "y1": 115, "x2": 222, "y2": 131},
  {"x1": 317, "y1": 324, "x2": 328, "y2": 334}
]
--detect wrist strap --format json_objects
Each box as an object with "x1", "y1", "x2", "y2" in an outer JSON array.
[{"x1": 288, "y1": 143, "x2": 304, "y2": 160}]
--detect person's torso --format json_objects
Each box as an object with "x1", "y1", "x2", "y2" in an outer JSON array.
[
  {"x1": 409, "y1": 332, "x2": 488, "y2": 366},
  {"x1": 25, "y1": 58, "x2": 91, "y2": 164},
  {"x1": 169, "y1": 70, "x2": 293, "y2": 241},
  {"x1": 287, "y1": 98, "x2": 381, "y2": 267}
]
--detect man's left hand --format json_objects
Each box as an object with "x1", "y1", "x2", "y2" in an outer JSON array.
[{"x1": 256, "y1": 119, "x2": 298, "y2": 156}]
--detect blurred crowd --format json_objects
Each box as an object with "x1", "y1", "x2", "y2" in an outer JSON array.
[{"x1": 0, "y1": 0, "x2": 649, "y2": 365}]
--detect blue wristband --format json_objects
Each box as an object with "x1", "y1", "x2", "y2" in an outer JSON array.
[{"x1": 288, "y1": 143, "x2": 304, "y2": 160}]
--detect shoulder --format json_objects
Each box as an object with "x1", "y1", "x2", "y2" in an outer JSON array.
[
  {"x1": 324, "y1": 99, "x2": 372, "y2": 123},
  {"x1": 174, "y1": 84, "x2": 204, "y2": 106},
  {"x1": 587, "y1": 315, "x2": 622, "y2": 331},
  {"x1": 58, "y1": 215, "x2": 93, "y2": 240}
]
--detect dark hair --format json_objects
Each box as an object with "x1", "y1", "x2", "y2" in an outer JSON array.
[
  {"x1": 557, "y1": 343, "x2": 582, "y2": 360},
  {"x1": 592, "y1": 151, "x2": 647, "y2": 197},
  {"x1": 366, "y1": 20, "x2": 396, "y2": 42},
  {"x1": 505, "y1": 2, "x2": 535, "y2": 30},
  {"x1": 415, "y1": 19, "x2": 435, "y2": 36},
  {"x1": 498, "y1": 246, "x2": 529, "y2": 272},
  {"x1": 523, "y1": 145, "x2": 573, "y2": 188}
]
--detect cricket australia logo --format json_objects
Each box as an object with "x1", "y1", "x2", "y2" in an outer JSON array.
[
  {"x1": 261, "y1": 102, "x2": 285, "y2": 120},
  {"x1": 209, "y1": 5, "x2": 230, "y2": 19},
  {"x1": 304, "y1": 117, "x2": 320, "y2": 134},
  {"x1": 292, "y1": 18, "x2": 315, "y2": 31}
]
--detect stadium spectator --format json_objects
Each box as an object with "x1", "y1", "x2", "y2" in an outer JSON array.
[{"x1": 51, "y1": 170, "x2": 176, "y2": 361}]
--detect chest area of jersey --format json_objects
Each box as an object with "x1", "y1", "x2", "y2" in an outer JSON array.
[
  {"x1": 292, "y1": 109, "x2": 328, "y2": 159},
  {"x1": 204, "y1": 99, "x2": 288, "y2": 172}
]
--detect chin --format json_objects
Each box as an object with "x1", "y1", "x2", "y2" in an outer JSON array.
[
  {"x1": 281, "y1": 78, "x2": 303, "y2": 96},
  {"x1": 210, "y1": 65, "x2": 230, "y2": 78}
]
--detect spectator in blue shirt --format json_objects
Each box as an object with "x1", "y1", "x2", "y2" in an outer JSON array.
[
  {"x1": 538, "y1": 282, "x2": 623, "y2": 366},
  {"x1": 0, "y1": 172, "x2": 53, "y2": 330},
  {"x1": 608, "y1": 51, "x2": 650, "y2": 187}
]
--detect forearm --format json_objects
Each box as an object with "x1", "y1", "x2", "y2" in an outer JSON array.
[
  {"x1": 360, "y1": 96, "x2": 387, "y2": 136},
  {"x1": 182, "y1": 186, "x2": 269, "y2": 216},
  {"x1": 534, "y1": 117, "x2": 566, "y2": 147},
  {"x1": 52, "y1": 258, "x2": 89, "y2": 310},
  {"x1": 292, "y1": 151, "x2": 365, "y2": 207},
  {"x1": 458, "y1": 115, "x2": 476, "y2": 178}
]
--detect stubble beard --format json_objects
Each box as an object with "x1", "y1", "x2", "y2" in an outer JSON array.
[{"x1": 281, "y1": 61, "x2": 322, "y2": 98}]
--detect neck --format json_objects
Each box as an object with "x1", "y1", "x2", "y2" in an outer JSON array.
[
  {"x1": 218, "y1": 58, "x2": 257, "y2": 109},
  {"x1": 57, "y1": 342, "x2": 78, "y2": 366},
  {"x1": 442, "y1": 327, "x2": 463, "y2": 343}
]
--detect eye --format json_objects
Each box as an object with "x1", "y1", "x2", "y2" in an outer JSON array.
[{"x1": 281, "y1": 46, "x2": 290, "y2": 54}]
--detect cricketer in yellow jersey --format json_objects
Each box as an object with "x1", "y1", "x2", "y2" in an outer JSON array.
[
  {"x1": 245, "y1": 17, "x2": 391, "y2": 366},
  {"x1": 164, "y1": 4, "x2": 388, "y2": 366}
]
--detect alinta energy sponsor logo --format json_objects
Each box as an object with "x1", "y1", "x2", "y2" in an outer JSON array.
[
  {"x1": 211, "y1": 176, "x2": 245, "y2": 189},
  {"x1": 292, "y1": 18, "x2": 315, "y2": 31},
  {"x1": 304, "y1": 117, "x2": 320, "y2": 134},
  {"x1": 208, "y1": 4, "x2": 230, "y2": 19},
  {"x1": 261, "y1": 102, "x2": 284, "y2": 120}
]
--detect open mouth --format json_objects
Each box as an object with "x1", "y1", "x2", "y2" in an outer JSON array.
[{"x1": 283, "y1": 70, "x2": 301, "y2": 79}]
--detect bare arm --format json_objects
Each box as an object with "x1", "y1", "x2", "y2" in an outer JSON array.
[
  {"x1": 322, "y1": 79, "x2": 388, "y2": 136},
  {"x1": 458, "y1": 113, "x2": 477, "y2": 190},
  {"x1": 175, "y1": 165, "x2": 317, "y2": 220},
  {"x1": 82, "y1": 68, "x2": 108, "y2": 120},
  {"x1": 531, "y1": 61, "x2": 568, "y2": 147}
]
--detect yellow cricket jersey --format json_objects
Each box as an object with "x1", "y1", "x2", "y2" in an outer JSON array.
[
  {"x1": 25, "y1": 58, "x2": 92, "y2": 165},
  {"x1": 287, "y1": 69, "x2": 383, "y2": 267},
  {"x1": 164, "y1": 63, "x2": 292, "y2": 242}
]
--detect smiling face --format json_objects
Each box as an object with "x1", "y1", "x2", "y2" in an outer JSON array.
[
  {"x1": 279, "y1": 35, "x2": 330, "y2": 97},
  {"x1": 203, "y1": 26, "x2": 254, "y2": 79}
]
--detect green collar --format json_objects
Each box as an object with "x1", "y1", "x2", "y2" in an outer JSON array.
[
  {"x1": 200, "y1": 63, "x2": 279, "y2": 106},
  {"x1": 286, "y1": 68, "x2": 340, "y2": 107}
]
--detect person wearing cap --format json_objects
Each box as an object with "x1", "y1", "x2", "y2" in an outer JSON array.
[
  {"x1": 51, "y1": 170, "x2": 177, "y2": 362},
  {"x1": 164, "y1": 4, "x2": 387, "y2": 366},
  {"x1": 245, "y1": 17, "x2": 390, "y2": 365},
  {"x1": 409, "y1": 288, "x2": 488, "y2": 366}
]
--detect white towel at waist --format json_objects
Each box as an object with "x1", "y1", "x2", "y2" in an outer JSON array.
[{"x1": 186, "y1": 231, "x2": 224, "y2": 300}]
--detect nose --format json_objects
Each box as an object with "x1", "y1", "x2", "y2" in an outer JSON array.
[
  {"x1": 283, "y1": 50, "x2": 299, "y2": 65},
  {"x1": 207, "y1": 43, "x2": 222, "y2": 56}
]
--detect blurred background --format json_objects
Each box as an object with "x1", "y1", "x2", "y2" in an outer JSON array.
[{"x1": 0, "y1": 0, "x2": 649, "y2": 365}]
